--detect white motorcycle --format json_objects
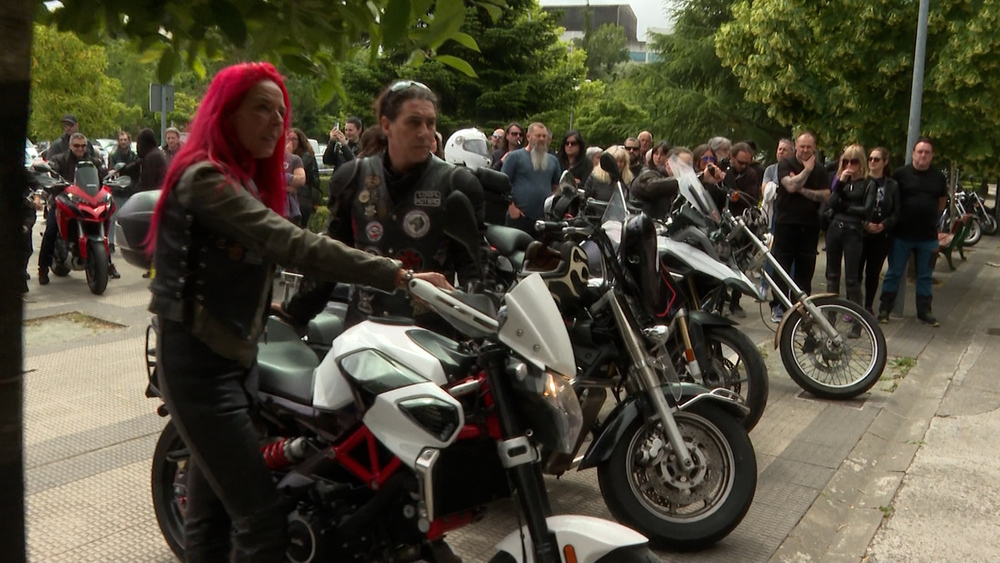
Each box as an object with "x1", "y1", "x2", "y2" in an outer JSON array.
[{"x1": 146, "y1": 192, "x2": 657, "y2": 562}]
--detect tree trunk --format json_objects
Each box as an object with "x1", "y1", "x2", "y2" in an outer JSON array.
[{"x1": 0, "y1": 3, "x2": 33, "y2": 562}]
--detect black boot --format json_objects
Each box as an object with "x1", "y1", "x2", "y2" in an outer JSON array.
[
  {"x1": 878, "y1": 291, "x2": 896, "y2": 324},
  {"x1": 109, "y1": 262, "x2": 121, "y2": 279},
  {"x1": 38, "y1": 266, "x2": 50, "y2": 286},
  {"x1": 916, "y1": 294, "x2": 940, "y2": 327}
]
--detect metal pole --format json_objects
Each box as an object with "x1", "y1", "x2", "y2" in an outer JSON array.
[
  {"x1": 904, "y1": 0, "x2": 930, "y2": 165},
  {"x1": 160, "y1": 84, "x2": 168, "y2": 149}
]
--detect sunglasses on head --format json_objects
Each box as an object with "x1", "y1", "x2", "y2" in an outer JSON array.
[
  {"x1": 842, "y1": 158, "x2": 861, "y2": 166},
  {"x1": 389, "y1": 80, "x2": 430, "y2": 93}
]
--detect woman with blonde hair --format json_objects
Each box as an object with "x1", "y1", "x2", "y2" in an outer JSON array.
[
  {"x1": 583, "y1": 145, "x2": 634, "y2": 202},
  {"x1": 824, "y1": 143, "x2": 875, "y2": 335}
]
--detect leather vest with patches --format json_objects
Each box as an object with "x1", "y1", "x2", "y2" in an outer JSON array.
[
  {"x1": 149, "y1": 178, "x2": 272, "y2": 344},
  {"x1": 349, "y1": 155, "x2": 455, "y2": 318}
]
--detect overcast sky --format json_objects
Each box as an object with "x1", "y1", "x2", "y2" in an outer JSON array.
[{"x1": 538, "y1": 0, "x2": 676, "y2": 41}]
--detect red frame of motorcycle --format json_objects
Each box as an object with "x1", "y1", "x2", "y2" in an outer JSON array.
[{"x1": 53, "y1": 183, "x2": 114, "y2": 261}]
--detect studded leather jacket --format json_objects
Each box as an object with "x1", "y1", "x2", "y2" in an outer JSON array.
[
  {"x1": 149, "y1": 162, "x2": 401, "y2": 366},
  {"x1": 286, "y1": 153, "x2": 486, "y2": 325},
  {"x1": 828, "y1": 178, "x2": 876, "y2": 223}
]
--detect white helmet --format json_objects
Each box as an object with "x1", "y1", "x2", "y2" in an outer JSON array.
[{"x1": 445, "y1": 128, "x2": 491, "y2": 170}]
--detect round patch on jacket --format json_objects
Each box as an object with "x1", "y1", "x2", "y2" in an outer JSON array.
[
  {"x1": 358, "y1": 190, "x2": 371, "y2": 204},
  {"x1": 365, "y1": 221, "x2": 384, "y2": 242},
  {"x1": 365, "y1": 174, "x2": 381, "y2": 189},
  {"x1": 403, "y1": 209, "x2": 431, "y2": 239}
]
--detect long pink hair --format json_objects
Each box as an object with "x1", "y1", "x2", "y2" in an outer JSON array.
[{"x1": 146, "y1": 62, "x2": 291, "y2": 252}]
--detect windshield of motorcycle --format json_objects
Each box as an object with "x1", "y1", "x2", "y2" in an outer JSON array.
[
  {"x1": 668, "y1": 156, "x2": 721, "y2": 226},
  {"x1": 600, "y1": 182, "x2": 628, "y2": 248},
  {"x1": 74, "y1": 165, "x2": 101, "y2": 197}
]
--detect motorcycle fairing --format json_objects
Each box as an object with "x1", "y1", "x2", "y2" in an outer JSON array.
[
  {"x1": 658, "y1": 235, "x2": 761, "y2": 299},
  {"x1": 498, "y1": 273, "x2": 576, "y2": 378},
  {"x1": 363, "y1": 383, "x2": 464, "y2": 467},
  {"x1": 493, "y1": 515, "x2": 647, "y2": 563}
]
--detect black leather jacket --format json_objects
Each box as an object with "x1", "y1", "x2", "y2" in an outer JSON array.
[
  {"x1": 286, "y1": 153, "x2": 487, "y2": 326},
  {"x1": 828, "y1": 178, "x2": 875, "y2": 223},
  {"x1": 868, "y1": 176, "x2": 902, "y2": 232},
  {"x1": 149, "y1": 161, "x2": 401, "y2": 366}
]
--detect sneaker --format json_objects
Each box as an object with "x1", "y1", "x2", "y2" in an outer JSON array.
[
  {"x1": 108, "y1": 263, "x2": 121, "y2": 279},
  {"x1": 848, "y1": 322, "x2": 863, "y2": 339},
  {"x1": 729, "y1": 304, "x2": 747, "y2": 319},
  {"x1": 770, "y1": 307, "x2": 784, "y2": 324},
  {"x1": 38, "y1": 267, "x2": 49, "y2": 286}
]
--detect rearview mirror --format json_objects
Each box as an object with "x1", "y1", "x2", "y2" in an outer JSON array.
[{"x1": 599, "y1": 153, "x2": 622, "y2": 184}]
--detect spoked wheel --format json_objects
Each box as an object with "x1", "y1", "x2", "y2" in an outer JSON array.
[
  {"x1": 779, "y1": 296, "x2": 887, "y2": 400},
  {"x1": 151, "y1": 421, "x2": 188, "y2": 560},
  {"x1": 667, "y1": 326, "x2": 768, "y2": 431},
  {"x1": 597, "y1": 402, "x2": 756, "y2": 551}
]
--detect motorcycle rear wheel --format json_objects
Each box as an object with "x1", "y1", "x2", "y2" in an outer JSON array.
[
  {"x1": 151, "y1": 420, "x2": 187, "y2": 560},
  {"x1": 668, "y1": 326, "x2": 768, "y2": 431},
  {"x1": 85, "y1": 240, "x2": 109, "y2": 295},
  {"x1": 779, "y1": 296, "x2": 887, "y2": 400},
  {"x1": 597, "y1": 402, "x2": 756, "y2": 551},
  {"x1": 964, "y1": 217, "x2": 982, "y2": 246}
]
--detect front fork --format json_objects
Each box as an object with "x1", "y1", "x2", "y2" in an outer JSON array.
[
  {"x1": 732, "y1": 214, "x2": 842, "y2": 341},
  {"x1": 607, "y1": 293, "x2": 695, "y2": 470}
]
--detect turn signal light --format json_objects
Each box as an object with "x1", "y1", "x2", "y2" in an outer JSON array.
[{"x1": 563, "y1": 544, "x2": 578, "y2": 563}]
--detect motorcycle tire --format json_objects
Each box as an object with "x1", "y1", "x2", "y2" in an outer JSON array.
[
  {"x1": 151, "y1": 420, "x2": 187, "y2": 560},
  {"x1": 964, "y1": 217, "x2": 982, "y2": 246},
  {"x1": 597, "y1": 401, "x2": 756, "y2": 551},
  {"x1": 85, "y1": 240, "x2": 109, "y2": 295},
  {"x1": 668, "y1": 326, "x2": 768, "y2": 431},
  {"x1": 779, "y1": 296, "x2": 887, "y2": 400},
  {"x1": 980, "y1": 213, "x2": 998, "y2": 236}
]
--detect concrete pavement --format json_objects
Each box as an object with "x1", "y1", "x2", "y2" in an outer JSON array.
[{"x1": 20, "y1": 214, "x2": 1000, "y2": 561}]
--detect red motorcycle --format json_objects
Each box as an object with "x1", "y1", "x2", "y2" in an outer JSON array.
[{"x1": 36, "y1": 161, "x2": 129, "y2": 295}]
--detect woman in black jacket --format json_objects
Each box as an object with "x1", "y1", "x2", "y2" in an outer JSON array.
[
  {"x1": 858, "y1": 146, "x2": 901, "y2": 314},
  {"x1": 556, "y1": 130, "x2": 593, "y2": 186},
  {"x1": 287, "y1": 127, "x2": 320, "y2": 227},
  {"x1": 825, "y1": 144, "x2": 876, "y2": 329}
]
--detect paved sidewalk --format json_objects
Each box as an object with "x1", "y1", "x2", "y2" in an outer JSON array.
[{"x1": 20, "y1": 215, "x2": 1000, "y2": 562}]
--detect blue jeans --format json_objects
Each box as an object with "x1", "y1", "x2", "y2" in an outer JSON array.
[{"x1": 881, "y1": 238, "x2": 938, "y2": 298}]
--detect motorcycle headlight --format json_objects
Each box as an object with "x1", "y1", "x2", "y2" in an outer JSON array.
[{"x1": 508, "y1": 363, "x2": 583, "y2": 454}]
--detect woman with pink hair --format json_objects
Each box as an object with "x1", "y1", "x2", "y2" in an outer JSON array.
[{"x1": 147, "y1": 62, "x2": 448, "y2": 560}]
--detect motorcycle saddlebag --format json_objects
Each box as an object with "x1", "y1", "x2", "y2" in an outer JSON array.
[
  {"x1": 473, "y1": 168, "x2": 512, "y2": 225},
  {"x1": 115, "y1": 189, "x2": 161, "y2": 269}
]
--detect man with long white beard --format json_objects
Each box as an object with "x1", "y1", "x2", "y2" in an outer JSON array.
[{"x1": 501, "y1": 121, "x2": 561, "y2": 238}]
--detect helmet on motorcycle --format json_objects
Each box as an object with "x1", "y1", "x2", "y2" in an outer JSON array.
[
  {"x1": 445, "y1": 128, "x2": 491, "y2": 170},
  {"x1": 522, "y1": 241, "x2": 590, "y2": 310}
]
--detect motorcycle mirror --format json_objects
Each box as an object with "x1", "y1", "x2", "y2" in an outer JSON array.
[
  {"x1": 32, "y1": 162, "x2": 53, "y2": 175},
  {"x1": 442, "y1": 190, "x2": 484, "y2": 279},
  {"x1": 599, "y1": 153, "x2": 622, "y2": 184}
]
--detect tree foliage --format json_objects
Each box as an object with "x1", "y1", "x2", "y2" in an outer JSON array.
[
  {"x1": 29, "y1": 24, "x2": 133, "y2": 142},
  {"x1": 717, "y1": 0, "x2": 1000, "y2": 174},
  {"x1": 574, "y1": 22, "x2": 629, "y2": 82}
]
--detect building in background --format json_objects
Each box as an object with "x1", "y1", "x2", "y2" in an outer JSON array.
[{"x1": 540, "y1": 0, "x2": 677, "y2": 63}]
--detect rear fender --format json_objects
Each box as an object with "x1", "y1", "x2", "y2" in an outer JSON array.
[
  {"x1": 578, "y1": 382, "x2": 741, "y2": 470},
  {"x1": 773, "y1": 292, "x2": 837, "y2": 348}
]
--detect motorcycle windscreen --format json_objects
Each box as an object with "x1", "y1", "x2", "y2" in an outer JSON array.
[
  {"x1": 668, "y1": 156, "x2": 721, "y2": 226},
  {"x1": 74, "y1": 164, "x2": 101, "y2": 197},
  {"x1": 600, "y1": 183, "x2": 628, "y2": 250}
]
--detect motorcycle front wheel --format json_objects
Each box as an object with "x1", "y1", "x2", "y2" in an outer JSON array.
[
  {"x1": 85, "y1": 240, "x2": 109, "y2": 295},
  {"x1": 964, "y1": 217, "x2": 982, "y2": 246},
  {"x1": 980, "y1": 213, "x2": 998, "y2": 236},
  {"x1": 779, "y1": 296, "x2": 887, "y2": 400},
  {"x1": 151, "y1": 420, "x2": 187, "y2": 560},
  {"x1": 667, "y1": 326, "x2": 768, "y2": 431},
  {"x1": 597, "y1": 402, "x2": 756, "y2": 551}
]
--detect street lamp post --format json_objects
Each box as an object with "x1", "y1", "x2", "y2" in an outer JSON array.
[{"x1": 905, "y1": 0, "x2": 930, "y2": 165}]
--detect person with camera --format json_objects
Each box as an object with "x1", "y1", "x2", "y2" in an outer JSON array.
[
  {"x1": 770, "y1": 131, "x2": 831, "y2": 322},
  {"x1": 823, "y1": 144, "x2": 875, "y2": 336}
]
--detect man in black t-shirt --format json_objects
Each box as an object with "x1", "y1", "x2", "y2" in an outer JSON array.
[
  {"x1": 878, "y1": 137, "x2": 948, "y2": 326},
  {"x1": 770, "y1": 131, "x2": 831, "y2": 322}
]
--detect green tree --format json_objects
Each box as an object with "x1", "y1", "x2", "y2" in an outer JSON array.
[
  {"x1": 29, "y1": 24, "x2": 135, "y2": 141},
  {"x1": 574, "y1": 22, "x2": 629, "y2": 81},
  {"x1": 717, "y1": 0, "x2": 1000, "y2": 175}
]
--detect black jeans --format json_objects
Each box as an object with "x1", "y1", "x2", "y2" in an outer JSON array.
[
  {"x1": 158, "y1": 320, "x2": 288, "y2": 562},
  {"x1": 825, "y1": 219, "x2": 864, "y2": 305},
  {"x1": 858, "y1": 231, "x2": 893, "y2": 310},
  {"x1": 38, "y1": 206, "x2": 58, "y2": 270},
  {"x1": 770, "y1": 223, "x2": 820, "y2": 307}
]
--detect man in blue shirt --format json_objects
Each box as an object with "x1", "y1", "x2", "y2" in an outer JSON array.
[{"x1": 501, "y1": 121, "x2": 560, "y2": 237}]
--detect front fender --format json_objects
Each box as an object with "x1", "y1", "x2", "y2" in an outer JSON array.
[
  {"x1": 773, "y1": 292, "x2": 838, "y2": 348},
  {"x1": 493, "y1": 515, "x2": 647, "y2": 563},
  {"x1": 578, "y1": 382, "x2": 745, "y2": 470}
]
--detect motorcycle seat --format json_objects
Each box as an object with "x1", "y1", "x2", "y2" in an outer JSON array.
[
  {"x1": 258, "y1": 320, "x2": 318, "y2": 405},
  {"x1": 406, "y1": 329, "x2": 477, "y2": 382},
  {"x1": 486, "y1": 224, "x2": 534, "y2": 257},
  {"x1": 307, "y1": 311, "x2": 345, "y2": 346}
]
